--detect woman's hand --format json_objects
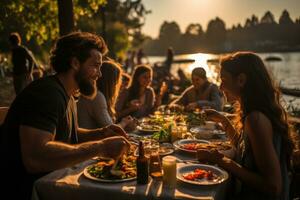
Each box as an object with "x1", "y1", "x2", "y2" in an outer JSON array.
[
  {"x1": 204, "y1": 109, "x2": 227, "y2": 123},
  {"x1": 197, "y1": 149, "x2": 224, "y2": 164}
]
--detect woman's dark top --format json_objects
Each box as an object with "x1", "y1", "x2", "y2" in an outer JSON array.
[{"x1": 235, "y1": 121, "x2": 289, "y2": 200}]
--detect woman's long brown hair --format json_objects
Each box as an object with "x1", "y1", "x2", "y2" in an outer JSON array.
[
  {"x1": 127, "y1": 65, "x2": 152, "y2": 102},
  {"x1": 97, "y1": 61, "x2": 122, "y2": 120},
  {"x1": 221, "y1": 52, "x2": 293, "y2": 167}
]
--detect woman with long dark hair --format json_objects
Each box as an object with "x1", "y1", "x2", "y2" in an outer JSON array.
[
  {"x1": 116, "y1": 64, "x2": 166, "y2": 119},
  {"x1": 197, "y1": 52, "x2": 293, "y2": 200}
]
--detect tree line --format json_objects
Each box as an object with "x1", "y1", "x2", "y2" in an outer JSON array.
[{"x1": 142, "y1": 10, "x2": 300, "y2": 55}]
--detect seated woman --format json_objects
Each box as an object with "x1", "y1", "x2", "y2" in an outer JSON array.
[
  {"x1": 116, "y1": 64, "x2": 166, "y2": 119},
  {"x1": 171, "y1": 67, "x2": 223, "y2": 111},
  {"x1": 197, "y1": 52, "x2": 293, "y2": 200},
  {"x1": 77, "y1": 61, "x2": 135, "y2": 130}
]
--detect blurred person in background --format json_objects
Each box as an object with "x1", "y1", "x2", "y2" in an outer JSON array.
[{"x1": 8, "y1": 32, "x2": 36, "y2": 94}]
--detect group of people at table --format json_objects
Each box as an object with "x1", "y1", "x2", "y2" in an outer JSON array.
[{"x1": 0, "y1": 32, "x2": 293, "y2": 200}]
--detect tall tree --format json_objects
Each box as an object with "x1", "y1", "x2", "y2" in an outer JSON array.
[
  {"x1": 279, "y1": 10, "x2": 293, "y2": 25},
  {"x1": 159, "y1": 21, "x2": 181, "y2": 40},
  {"x1": 57, "y1": 0, "x2": 74, "y2": 36},
  {"x1": 185, "y1": 23, "x2": 203, "y2": 36},
  {"x1": 251, "y1": 15, "x2": 259, "y2": 26},
  {"x1": 260, "y1": 11, "x2": 276, "y2": 24},
  {"x1": 206, "y1": 17, "x2": 226, "y2": 50},
  {"x1": 76, "y1": 0, "x2": 150, "y2": 58}
]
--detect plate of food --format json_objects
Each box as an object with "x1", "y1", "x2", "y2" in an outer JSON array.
[
  {"x1": 159, "y1": 143, "x2": 175, "y2": 156},
  {"x1": 177, "y1": 164, "x2": 229, "y2": 185},
  {"x1": 84, "y1": 148, "x2": 137, "y2": 182},
  {"x1": 136, "y1": 124, "x2": 161, "y2": 134},
  {"x1": 190, "y1": 127, "x2": 226, "y2": 140},
  {"x1": 173, "y1": 139, "x2": 210, "y2": 153}
]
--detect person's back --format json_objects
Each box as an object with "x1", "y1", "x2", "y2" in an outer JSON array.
[
  {"x1": 9, "y1": 32, "x2": 34, "y2": 94},
  {"x1": 236, "y1": 127, "x2": 290, "y2": 200},
  {"x1": 11, "y1": 45, "x2": 32, "y2": 75}
]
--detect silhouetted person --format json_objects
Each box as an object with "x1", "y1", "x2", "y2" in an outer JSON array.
[
  {"x1": 164, "y1": 47, "x2": 174, "y2": 75},
  {"x1": 8, "y1": 32, "x2": 35, "y2": 95},
  {"x1": 136, "y1": 48, "x2": 148, "y2": 65}
]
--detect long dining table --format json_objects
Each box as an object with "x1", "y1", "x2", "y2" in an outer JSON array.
[
  {"x1": 32, "y1": 113, "x2": 233, "y2": 200},
  {"x1": 32, "y1": 148, "x2": 230, "y2": 200}
]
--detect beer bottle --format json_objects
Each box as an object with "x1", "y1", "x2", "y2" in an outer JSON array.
[{"x1": 136, "y1": 141, "x2": 149, "y2": 184}]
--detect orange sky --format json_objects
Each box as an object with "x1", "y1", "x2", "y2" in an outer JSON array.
[{"x1": 142, "y1": 0, "x2": 300, "y2": 38}]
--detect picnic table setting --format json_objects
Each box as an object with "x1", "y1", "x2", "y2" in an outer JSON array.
[{"x1": 32, "y1": 107, "x2": 235, "y2": 200}]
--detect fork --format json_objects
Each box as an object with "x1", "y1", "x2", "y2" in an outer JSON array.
[{"x1": 176, "y1": 158, "x2": 199, "y2": 164}]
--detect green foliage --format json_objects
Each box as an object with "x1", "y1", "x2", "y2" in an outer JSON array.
[
  {"x1": 0, "y1": 0, "x2": 149, "y2": 59},
  {"x1": 106, "y1": 22, "x2": 131, "y2": 58},
  {"x1": 0, "y1": 0, "x2": 106, "y2": 53},
  {"x1": 0, "y1": 0, "x2": 58, "y2": 52},
  {"x1": 77, "y1": 0, "x2": 150, "y2": 58}
]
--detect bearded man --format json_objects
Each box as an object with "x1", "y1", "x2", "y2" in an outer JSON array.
[{"x1": 0, "y1": 32, "x2": 129, "y2": 199}]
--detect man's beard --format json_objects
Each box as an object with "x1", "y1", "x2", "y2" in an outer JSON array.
[{"x1": 75, "y1": 69, "x2": 97, "y2": 99}]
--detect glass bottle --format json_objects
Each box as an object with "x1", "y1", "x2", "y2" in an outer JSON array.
[{"x1": 136, "y1": 141, "x2": 149, "y2": 184}]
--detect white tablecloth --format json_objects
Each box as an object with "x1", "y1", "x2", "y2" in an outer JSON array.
[{"x1": 32, "y1": 151, "x2": 229, "y2": 200}]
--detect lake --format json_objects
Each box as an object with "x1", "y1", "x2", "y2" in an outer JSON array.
[{"x1": 148, "y1": 52, "x2": 300, "y2": 109}]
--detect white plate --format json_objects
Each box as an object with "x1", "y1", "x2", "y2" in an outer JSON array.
[
  {"x1": 136, "y1": 125, "x2": 161, "y2": 134},
  {"x1": 177, "y1": 164, "x2": 228, "y2": 185},
  {"x1": 159, "y1": 143, "x2": 175, "y2": 156},
  {"x1": 190, "y1": 127, "x2": 226, "y2": 139},
  {"x1": 83, "y1": 165, "x2": 136, "y2": 183},
  {"x1": 173, "y1": 139, "x2": 210, "y2": 153}
]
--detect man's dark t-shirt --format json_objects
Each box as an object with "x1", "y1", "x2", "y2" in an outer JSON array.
[
  {"x1": 0, "y1": 75, "x2": 78, "y2": 199},
  {"x1": 11, "y1": 45, "x2": 34, "y2": 75}
]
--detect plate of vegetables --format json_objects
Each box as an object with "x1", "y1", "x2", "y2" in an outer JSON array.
[{"x1": 84, "y1": 152, "x2": 137, "y2": 182}]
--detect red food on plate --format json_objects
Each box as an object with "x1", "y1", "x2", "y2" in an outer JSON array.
[{"x1": 183, "y1": 168, "x2": 215, "y2": 181}]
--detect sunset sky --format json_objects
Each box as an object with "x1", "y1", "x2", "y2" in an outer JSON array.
[{"x1": 142, "y1": 0, "x2": 300, "y2": 38}]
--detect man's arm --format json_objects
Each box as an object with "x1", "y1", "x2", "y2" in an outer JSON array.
[
  {"x1": 20, "y1": 125, "x2": 128, "y2": 173},
  {"x1": 170, "y1": 87, "x2": 190, "y2": 106},
  {"x1": 77, "y1": 127, "x2": 111, "y2": 142},
  {"x1": 77, "y1": 124, "x2": 128, "y2": 143}
]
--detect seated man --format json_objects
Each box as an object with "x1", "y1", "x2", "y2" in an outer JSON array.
[
  {"x1": 170, "y1": 67, "x2": 223, "y2": 111},
  {"x1": 0, "y1": 32, "x2": 129, "y2": 199}
]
